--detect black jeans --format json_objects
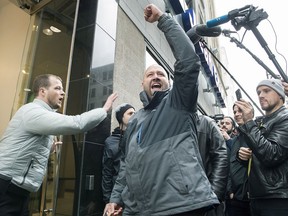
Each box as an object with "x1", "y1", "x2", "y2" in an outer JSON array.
[
  {"x1": 225, "y1": 199, "x2": 251, "y2": 216},
  {"x1": 206, "y1": 202, "x2": 225, "y2": 216},
  {"x1": 250, "y1": 198, "x2": 288, "y2": 216},
  {"x1": 0, "y1": 177, "x2": 30, "y2": 216},
  {"x1": 171, "y1": 207, "x2": 208, "y2": 216}
]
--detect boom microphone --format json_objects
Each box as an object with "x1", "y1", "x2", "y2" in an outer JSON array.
[
  {"x1": 206, "y1": 15, "x2": 230, "y2": 28},
  {"x1": 195, "y1": 24, "x2": 222, "y2": 37},
  {"x1": 206, "y1": 5, "x2": 252, "y2": 28},
  {"x1": 186, "y1": 24, "x2": 222, "y2": 44}
]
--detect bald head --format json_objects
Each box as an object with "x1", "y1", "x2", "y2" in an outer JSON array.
[{"x1": 142, "y1": 64, "x2": 170, "y2": 99}]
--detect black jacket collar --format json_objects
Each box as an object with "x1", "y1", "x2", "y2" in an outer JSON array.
[{"x1": 139, "y1": 89, "x2": 170, "y2": 110}]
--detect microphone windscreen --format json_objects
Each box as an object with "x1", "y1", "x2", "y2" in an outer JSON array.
[
  {"x1": 195, "y1": 24, "x2": 222, "y2": 37},
  {"x1": 186, "y1": 27, "x2": 201, "y2": 44}
]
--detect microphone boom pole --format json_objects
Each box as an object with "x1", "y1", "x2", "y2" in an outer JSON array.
[
  {"x1": 223, "y1": 32, "x2": 279, "y2": 79},
  {"x1": 198, "y1": 38, "x2": 265, "y2": 116},
  {"x1": 250, "y1": 26, "x2": 288, "y2": 82},
  {"x1": 230, "y1": 5, "x2": 288, "y2": 82}
]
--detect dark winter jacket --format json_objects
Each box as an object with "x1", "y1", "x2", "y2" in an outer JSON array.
[
  {"x1": 110, "y1": 14, "x2": 219, "y2": 216},
  {"x1": 227, "y1": 134, "x2": 250, "y2": 202},
  {"x1": 197, "y1": 115, "x2": 228, "y2": 201},
  {"x1": 238, "y1": 106, "x2": 288, "y2": 199},
  {"x1": 102, "y1": 127, "x2": 123, "y2": 203}
]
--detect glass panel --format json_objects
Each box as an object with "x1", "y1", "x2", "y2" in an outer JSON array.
[
  {"x1": 78, "y1": 24, "x2": 116, "y2": 216},
  {"x1": 10, "y1": 0, "x2": 118, "y2": 214},
  {"x1": 71, "y1": 0, "x2": 118, "y2": 214},
  {"x1": 77, "y1": 0, "x2": 97, "y2": 29},
  {"x1": 96, "y1": 0, "x2": 118, "y2": 39},
  {"x1": 91, "y1": 26, "x2": 115, "y2": 69},
  {"x1": 54, "y1": 135, "x2": 78, "y2": 216},
  {"x1": 78, "y1": 119, "x2": 111, "y2": 216},
  {"x1": 9, "y1": 0, "x2": 78, "y2": 215}
]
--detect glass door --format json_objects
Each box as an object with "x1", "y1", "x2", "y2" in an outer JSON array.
[{"x1": 11, "y1": 1, "x2": 79, "y2": 215}]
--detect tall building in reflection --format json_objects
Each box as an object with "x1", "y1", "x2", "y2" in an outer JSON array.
[{"x1": 88, "y1": 64, "x2": 114, "y2": 110}]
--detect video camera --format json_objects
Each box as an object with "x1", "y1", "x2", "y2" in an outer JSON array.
[{"x1": 209, "y1": 114, "x2": 224, "y2": 123}]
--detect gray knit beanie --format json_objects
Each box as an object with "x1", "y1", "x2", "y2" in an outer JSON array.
[
  {"x1": 115, "y1": 103, "x2": 135, "y2": 124},
  {"x1": 256, "y1": 79, "x2": 285, "y2": 101}
]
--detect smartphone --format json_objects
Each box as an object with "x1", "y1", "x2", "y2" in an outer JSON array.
[{"x1": 235, "y1": 89, "x2": 242, "y2": 100}]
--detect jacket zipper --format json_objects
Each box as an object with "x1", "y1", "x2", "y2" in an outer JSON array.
[{"x1": 19, "y1": 158, "x2": 34, "y2": 185}]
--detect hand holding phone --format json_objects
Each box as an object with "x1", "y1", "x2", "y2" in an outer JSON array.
[{"x1": 236, "y1": 89, "x2": 242, "y2": 101}]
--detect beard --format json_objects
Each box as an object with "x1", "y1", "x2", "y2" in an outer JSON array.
[{"x1": 226, "y1": 128, "x2": 233, "y2": 135}]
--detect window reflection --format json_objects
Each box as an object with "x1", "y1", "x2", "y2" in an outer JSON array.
[
  {"x1": 96, "y1": 0, "x2": 118, "y2": 39},
  {"x1": 88, "y1": 63, "x2": 114, "y2": 110},
  {"x1": 79, "y1": 0, "x2": 117, "y2": 214},
  {"x1": 91, "y1": 26, "x2": 115, "y2": 69},
  {"x1": 89, "y1": 25, "x2": 115, "y2": 110}
]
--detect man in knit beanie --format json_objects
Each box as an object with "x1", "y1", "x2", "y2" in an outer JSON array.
[
  {"x1": 115, "y1": 103, "x2": 135, "y2": 129},
  {"x1": 233, "y1": 78, "x2": 288, "y2": 216},
  {"x1": 102, "y1": 103, "x2": 135, "y2": 204},
  {"x1": 256, "y1": 79, "x2": 286, "y2": 103}
]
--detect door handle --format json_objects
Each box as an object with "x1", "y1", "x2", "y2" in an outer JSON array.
[{"x1": 43, "y1": 208, "x2": 53, "y2": 214}]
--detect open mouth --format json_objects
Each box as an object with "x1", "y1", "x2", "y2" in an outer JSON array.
[{"x1": 151, "y1": 83, "x2": 161, "y2": 89}]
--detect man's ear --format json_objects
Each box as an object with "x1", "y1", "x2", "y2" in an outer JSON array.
[{"x1": 39, "y1": 87, "x2": 46, "y2": 96}]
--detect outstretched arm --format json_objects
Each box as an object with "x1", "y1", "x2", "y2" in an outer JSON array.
[{"x1": 144, "y1": 4, "x2": 200, "y2": 112}]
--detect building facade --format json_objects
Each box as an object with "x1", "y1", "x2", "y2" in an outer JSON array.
[{"x1": 0, "y1": 0, "x2": 233, "y2": 215}]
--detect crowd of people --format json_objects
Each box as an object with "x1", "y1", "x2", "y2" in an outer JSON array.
[
  {"x1": 102, "y1": 4, "x2": 288, "y2": 216},
  {"x1": 0, "y1": 3, "x2": 288, "y2": 216}
]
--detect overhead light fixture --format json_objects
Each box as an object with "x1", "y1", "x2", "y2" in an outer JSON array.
[
  {"x1": 21, "y1": 69, "x2": 29, "y2": 74},
  {"x1": 50, "y1": 25, "x2": 61, "y2": 33},
  {"x1": 42, "y1": 25, "x2": 61, "y2": 36},
  {"x1": 43, "y1": 28, "x2": 53, "y2": 36}
]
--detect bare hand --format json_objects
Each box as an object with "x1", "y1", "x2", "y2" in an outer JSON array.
[
  {"x1": 144, "y1": 4, "x2": 163, "y2": 23},
  {"x1": 103, "y1": 203, "x2": 123, "y2": 216},
  {"x1": 233, "y1": 100, "x2": 254, "y2": 123},
  {"x1": 219, "y1": 128, "x2": 231, "y2": 141},
  {"x1": 51, "y1": 137, "x2": 62, "y2": 153},
  {"x1": 238, "y1": 147, "x2": 252, "y2": 161},
  {"x1": 103, "y1": 92, "x2": 118, "y2": 113}
]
